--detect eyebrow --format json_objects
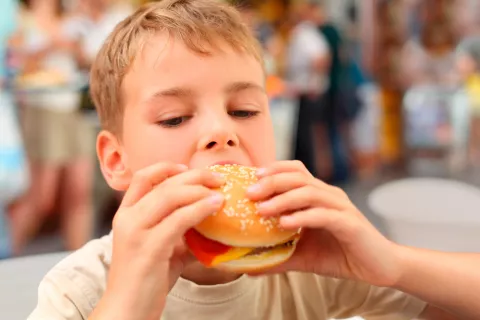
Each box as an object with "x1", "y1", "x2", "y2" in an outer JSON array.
[
  {"x1": 147, "y1": 81, "x2": 266, "y2": 103},
  {"x1": 225, "y1": 81, "x2": 266, "y2": 95},
  {"x1": 149, "y1": 87, "x2": 196, "y2": 100}
]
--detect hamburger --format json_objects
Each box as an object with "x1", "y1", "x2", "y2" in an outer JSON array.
[{"x1": 184, "y1": 164, "x2": 301, "y2": 273}]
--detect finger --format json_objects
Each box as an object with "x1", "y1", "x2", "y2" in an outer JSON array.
[
  {"x1": 163, "y1": 168, "x2": 225, "y2": 189},
  {"x1": 138, "y1": 185, "x2": 224, "y2": 228},
  {"x1": 279, "y1": 207, "x2": 345, "y2": 234},
  {"x1": 257, "y1": 185, "x2": 352, "y2": 217},
  {"x1": 246, "y1": 172, "x2": 308, "y2": 201},
  {"x1": 256, "y1": 161, "x2": 344, "y2": 199},
  {"x1": 153, "y1": 193, "x2": 225, "y2": 243},
  {"x1": 256, "y1": 160, "x2": 311, "y2": 178},
  {"x1": 121, "y1": 163, "x2": 188, "y2": 208}
]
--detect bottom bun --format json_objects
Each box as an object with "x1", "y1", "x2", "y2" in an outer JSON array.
[{"x1": 214, "y1": 243, "x2": 297, "y2": 273}]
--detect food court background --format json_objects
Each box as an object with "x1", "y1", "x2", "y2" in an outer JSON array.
[{"x1": 1, "y1": 0, "x2": 480, "y2": 258}]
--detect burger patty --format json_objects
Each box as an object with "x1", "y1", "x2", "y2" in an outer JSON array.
[{"x1": 244, "y1": 240, "x2": 295, "y2": 257}]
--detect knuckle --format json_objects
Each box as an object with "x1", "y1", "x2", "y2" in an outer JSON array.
[
  {"x1": 332, "y1": 186, "x2": 347, "y2": 197},
  {"x1": 305, "y1": 185, "x2": 318, "y2": 199},
  {"x1": 292, "y1": 160, "x2": 304, "y2": 169},
  {"x1": 294, "y1": 172, "x2": 308, "y2": 185},
  {"x1": 261, "y1": 175, "x2": 275, "y2": 189},
  {"x1": 292, "y1": 160, "x2": 311, "y2": 175},
  {"x1": 185, "y1": 169, "x2": 212, "y2": 183}
]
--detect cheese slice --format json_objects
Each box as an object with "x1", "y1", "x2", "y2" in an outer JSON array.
[
  {"x1": 213, "y1": 236, "x2": 300, "y2": 265},
  {"x1": 210, "y1": 247, "x2": 255, "y2": 266}
]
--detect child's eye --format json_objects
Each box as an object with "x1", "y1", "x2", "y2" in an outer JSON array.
[
  {"x1": 229, "y1": 110, "x2": 260, "y2": 118},
  {"x1": 158, "y1": 116, "x2": 191, "y2": 128}
]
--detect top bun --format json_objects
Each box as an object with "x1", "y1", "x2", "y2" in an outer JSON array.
[{"x1": 194, "y1": 164, "x2": 299, "y2": 247}]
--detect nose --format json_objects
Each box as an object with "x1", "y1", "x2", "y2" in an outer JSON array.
[{"x1": 197, "y1": 116, "x2": 239, "y2": 151}]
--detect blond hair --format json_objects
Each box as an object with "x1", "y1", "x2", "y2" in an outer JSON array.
[{"x1": 90, "y1": 0, "x2": 263, "y2": 134}]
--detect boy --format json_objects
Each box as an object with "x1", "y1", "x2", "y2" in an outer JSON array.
[{"x1": 28, "y1": 1, "x2": 477, "y2": 319}]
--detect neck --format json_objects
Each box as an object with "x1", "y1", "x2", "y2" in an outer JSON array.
[{"x1": 181, "y1": 263, "x2": 242, "y2": 285}]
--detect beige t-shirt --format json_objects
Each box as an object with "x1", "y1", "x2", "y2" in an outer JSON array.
[{"x1": 27, "y1": 233, "x2": 427, "y2": 320}]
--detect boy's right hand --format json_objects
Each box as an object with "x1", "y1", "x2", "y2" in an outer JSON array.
[{"x1": 91, "y1": 163, "x2": 225, "y2": 320}]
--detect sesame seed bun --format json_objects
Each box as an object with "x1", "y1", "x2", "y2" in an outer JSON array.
[{"x1": 194, "y1": 164, "x2": 300, "y2": 247}]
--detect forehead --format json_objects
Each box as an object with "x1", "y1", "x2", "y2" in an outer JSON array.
[{"x1": 123, "y1": 32, "x2": 264, "y2": 96}]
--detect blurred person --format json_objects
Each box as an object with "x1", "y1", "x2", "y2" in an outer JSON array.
[
  {"x1": 312, "y1": 1, "x2": 360, "y2": 182},
  {"x1": 399, "y1": 3, "x2": 459, "y2": 89},
  {"x1": 237, "y1": 2, "x2": 285, "y2": 99},
  {"x1": 8, "y1": 0, "x2": 95, "y2": 254},
  {"x1": 399, "y1": 3, "x2": 460, "y2": 169},
  {"x1": 286, "y1": 0, "x2": 330, "y2": 178},
  {"x1": 73, "y1": 0, "x2": 132, "y2": 71},
  {"x1": 455, "y1": 36, "x2": 480, "y2": 166},
  {"x1": 237, "y1": 1, "x2": 272, "y2": 48}
]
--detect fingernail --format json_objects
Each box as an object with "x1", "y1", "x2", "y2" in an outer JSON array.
[
  {"x1": 247, "y1": 183, "x2": 261, "y2": 193},
  {"x1": 178, "y1": 164, "x2": 189, "y2": 170},
  {"x1": 256, "y1": 168, "x2": 267, "y2": 176},
  {"x1": 209, "y1": 193, "x2": 224, "y2": 205}
]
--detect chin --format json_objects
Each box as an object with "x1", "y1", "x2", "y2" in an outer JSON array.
[{"x1": 184, "y1": 164, "x2": 301, "y2": 273}]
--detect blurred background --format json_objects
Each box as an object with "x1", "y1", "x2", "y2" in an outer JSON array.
[{"x1": 1, "y1": 0, "x2": 480, "y2": 261}]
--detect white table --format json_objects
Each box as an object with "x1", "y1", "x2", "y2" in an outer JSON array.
[
  {"x1": 368, "y1": 177, "x2": 480, "y2": 252},
  {"x1": 0, "y1": 252, "x2": 69, "y2": 320}
]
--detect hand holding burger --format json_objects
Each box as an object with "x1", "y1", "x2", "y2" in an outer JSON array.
[{"x1": 245, "y1": 160, "x2": 401, "y2": 287}]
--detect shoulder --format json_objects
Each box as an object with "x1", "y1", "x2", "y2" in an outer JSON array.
[
  {"x1": 50, "y1": 233, "x2": 112, "y2": 295},
  {"x1": 28, "y1": 233, "x2": 112, "y2": 320}
]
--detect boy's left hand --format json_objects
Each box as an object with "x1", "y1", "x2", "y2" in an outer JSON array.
[{"x1": 246, "y1": 160, "x2": 401, "y2": 287}]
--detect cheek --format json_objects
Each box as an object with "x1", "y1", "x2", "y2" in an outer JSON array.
[
  {"x1": 241, "y1": 117, "x2": 276, "y2": 164},
  {"x1": 123, "y1": 124, "x2": 191, "y2": 170}
]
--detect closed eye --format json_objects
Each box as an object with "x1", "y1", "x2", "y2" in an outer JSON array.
[
  {"x1": 158, "y1": 116, "x2": 192, "y2": 128},
  {"x1": 229, "y1": 110, "x2": 260, "y2": 119}
]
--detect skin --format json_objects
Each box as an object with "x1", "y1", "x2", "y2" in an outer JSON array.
[{"x1": 91, "y1": 33, "x2": 467, "y2": 319}]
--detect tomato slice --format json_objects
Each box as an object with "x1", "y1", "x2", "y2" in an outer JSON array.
[{"x1": 184, "y1": 229, "x2": 232, "y2": 266}]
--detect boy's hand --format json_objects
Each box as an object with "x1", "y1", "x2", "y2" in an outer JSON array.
[
  {"x1": 246, "y1": 161, "x2": 400, "y2": 287},
  {"x1": 93, "y1": 163, "x2": 225, "y2": 320}
]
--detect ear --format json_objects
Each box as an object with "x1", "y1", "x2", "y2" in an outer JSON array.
[{"x1": 97, "y1": 130, "x2": 132, "y2": 192}]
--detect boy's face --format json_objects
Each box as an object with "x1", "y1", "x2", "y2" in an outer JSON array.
[{"x1": 99, "y1": 33, "x2": 275, "y2": 190}]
